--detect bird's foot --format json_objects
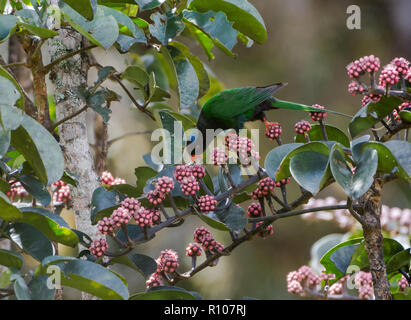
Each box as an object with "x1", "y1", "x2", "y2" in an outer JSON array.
[{"x1": 263, "y1": 117, "x2": 278, "y2": 129}]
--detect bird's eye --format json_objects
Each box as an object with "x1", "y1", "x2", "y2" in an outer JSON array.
[{"x1": 189, "y1": 135, "x2": 196, "y2": 142}]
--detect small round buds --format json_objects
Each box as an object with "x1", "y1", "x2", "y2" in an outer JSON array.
[
  {"x1": 398, "y1": 275, "x2": 409, "y2": 292},
  {"x1": 97, "y1": 217, "x2": 114, "y2": 235},
  {"x1": 110, "y1": 207, "x2": 131, "y2": 227},
  {"x1": 251, "y1": 188, "x2": 264, "y2": 200},
  {"x1": 309, "y1": 104, "x2": 327, "y2": 122},
  {"x1": 256, "y1": 222, "x2": 274, "y2": 239},
  {"x1": 294, "y1": 120, "x2": 311, "y2": 135},
  {"x1": 89, "y1": 238, "x2": 108, "y2": 258},
  {"x1": 191, "y1": 164, "x2": 206, "y2": 180},
  {"x1": 379, "y1": 64, "x2": 399, "y2": 87},
  {"x1": 197, "y1": 195, "x2": 217, "y2": 214},
  {"x1": 211, "y1": 147, "x2": 228, "y2": 166},
  {"x1": 112, "y1": 177, "x2": 126, "y2": 185},
  {"x1": 247, "y1": 202, "x2": 263, "y2": 218},
  {"x1": 390, "y1": 57, "x2": 410, "y2": 76},
  {"x1": 346, "y1": 60, "x2": 364, "y2": 79},
  {"x1": 193, "y1": 226, "x2": 211, "y2": 244},
  {"x1": 258, "y1": 177, "x2": 275, "y2": 196},
  {"x1": 148, "y1": 208, "x2": 161, "y2": 226},
  {"x1": 181, "y1": 176, "x2": 200, "y2": 196},
  {"x1": 275, "y1": 177, "x2": 291, "y2": 187},
  {"x1": 174, "y1": 164, "x2": 192, "y2": 183},
  {"x1": 348, "y1": 81, "x2": 366, "y2": 96},
  {"x1": 361, "y1": 94, "x2": 382, "y2": 107},
  {"x1": 359, "y1": 55, "x2": 380, "y2": 73},
  {"x1": 100, "y1": 171, "x2": 114, "y2": 185},
  {"x1": 265, "y1": 122, "x2": 282, "y2": 141},
  {"x1": 53, "y1": 184, "x2": 71, "y2": 203},
  {"x1": 133, "y1": 207, "x2": 153, "y2": 228},
  {"x1": 147, "y1": 189, "x2": 165, "y2": 205},
  {"x1": 154, "y1": 176, "x2": 174, "y2": 195},
  {"x1": 158, "y1": 249, "x2": 179, "y2": 273},
  {"x1": 186, "y1": 243, "x2": 202, "y2": 257},
  {"x1": 120, "y1": 197, "x2": 141, "y2": 215},
  {"x1": 146, "y1": 273, "x2": 162, "y2": 290}
]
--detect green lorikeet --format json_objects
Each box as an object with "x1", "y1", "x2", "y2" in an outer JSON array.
[{"x1": 188, "y1": 83, "x2": 286, "y2": 155}]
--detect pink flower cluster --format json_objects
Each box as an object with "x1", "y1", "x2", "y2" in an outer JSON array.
[
  {"x1": 193, "y1": 226, "x2": 224, "y2": 255},
  {"x1": 100, "y1": 171, "x2": 126, "y2": 186},
  {"x1": 6, "y1": 181, "x2": 28, "y2": 202},
  {"x1": 52, "y1": 180, "x2": 71, "y2": 205},
  {"x1": 146, "y1": 249, "x2": 179, "y2": 289}
]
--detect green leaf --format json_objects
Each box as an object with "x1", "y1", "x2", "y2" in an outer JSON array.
[
  {"x1": 384, "y1": 140, "x2": 411, "y2": 179},
  {"x1": 183, "y1": 10, "x2": 237, "y2": 57},
  {"x1": 0, "y1": 104, "x2": 24, "y2": 131},
  {"x1": 29, "y1": 275, "x2": 55, "y2": 300},
  {"x1": 0, "y1": 269, "x2": 12, "y2": 289},
  {"x1": 264, "y1": 143, "x2": 303, "y2": 182},
  {"x1": 116, "y1": 224, "x2": 155, "y2": 244},
  {"x1": 0, "y1": 178, "x2": 10, "y2": 193},
  {"x1": 107, "y1": 183, "x2": 140, "y2": 198},
  {"x1": 53, "y1": 258, "x2": 129, "y2": 300},
  {"x1": 63, "y1": 0, "x2": 95, "y2": 20},
  {"x1": 135, "y1": 0, "x2": 164, "y2": 11},
  {"x1": 169, "y1": 41, "x2": 210, "y2": 99},
  {"x1": 349, "y1": 238, "x2": 404, "y2": 273},
  {"x1": 6, "y1": 223, "x2": 53, "y2": 262},
  {"x1": 18, "y1": 22, "x2": 59, "y2": 39},
  {"x1": 295, "y1": 124, "x2": 350, "y2": 148},
  {"x1": 90, "y1": 186, "x2": 121, "y2": 224},
  {"x1": 0, "y1": 126, "x2": 10, "y2": 157},
  {"x1": 112, "y1": 253, "x2": 157, "y2": 278},
  {"x1": 399, "y1": 110, "x2": 411, "y2": 123},
  {"x1": 130, "y1": 285, "x2": 198, "y2": 300},
  {"x1": 290, "y1": 151, "x2": 331, "y2": 195},
  {"x1": 320, "y1": 238, "x2": 363, "y2": 283},
  {"x1": 158, "y1": 110, "x2": 185, "y2": 164},
  {"x1": 393, "y1": 291, "x2": 411, "y2": 300},
  {"x1": 386, "y1": 248, "x2": 411, "y2": 274},
  {"x1": 18, "y1": 174, "x2": 51, "y2": 207},
  {"x1": 149, "y1": 11, "x2": 185, "y2": 45},
  {"x1": 61, "y1": 3, "x2": 119, "y2": 50},
  {"x1": 216, "y1": 202, "x2": 247, "y2": 231},
  {"x1": 0, "y1": 14, "x2": 17, "y2": 43},
  {"x1": 0, "y1": 248, "x2": 23, "y2": 270},
  {"x1": 61, "y1": 171, "x2": 79, "y2": 187},
  {"x1": 14, "y1": 274, "x2": 30, "y2": 300},
  {"x1": 121, "y1": 65, "x2": 149, "y2": 98},
  {"x1": 197, "y1": 211, "x2": 230, "y2": 231},
  {"x1": 87, "y1": 90, "x2": 113, "y2": 122},
  {"x1": 0, "y1": 66, "x2": 25, "y2": 109},
  {"x1": 19, "y1": 207, "x2": 79, "y2": 247},
  {"x1": 276, "y1": 142, "x2": 330, "y2": 181},
  {"x1": 0, "y1": 76, "x2": 21, "y2": 106},
  {"x1": 349, "y1": 96, "x2": 402, "y2": 138},
  {"x1": 188, "y1": 0, "x2": 267, "y2": 44},
  {"x1": 11, "y1": 114, "x2": 64, "y2": 185},
  {"x1": 330, "y1": 144, "x2": 378, "y2": 200},
  {"x1": 0, "y1": 191, "x2": 23, "y2": 221},
  {"x1": 155, "y1": 108, "x2": 196, "y2": 131},
  {"x1": 358, "y1": 142, "x2": 409, "y2": 181},
  {"x1": 134, "y1": 166, "x2": 158, "y2": 195},
  {"x1": 162, "y1": 44, "x2": 199, "y2": 109}
]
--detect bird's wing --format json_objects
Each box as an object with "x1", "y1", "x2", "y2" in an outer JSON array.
[{"x1": 201, "y1": 83, "x2": 285, "y2": 120}]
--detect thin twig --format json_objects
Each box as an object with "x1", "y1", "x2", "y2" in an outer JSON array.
[
  {"x1": 42, "y1": 44, "x2": 98, "y2": 73},
  {"x1": 52, "y1": 105, "x2": 88, "y2": 129},
  {"x1": 107, "y1": 131, "x2": 154, "y2": 147}
]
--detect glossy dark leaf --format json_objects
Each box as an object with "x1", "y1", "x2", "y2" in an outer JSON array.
[
  {"x1": 0, "y1": 14, "x2": 17, "y2": 43},
  {"x1": 90, "y1": 186, "x2": 121, "y2": 224},
  {"x1": 0, "y1": 248, "x2": 23, "y2": 270},
  {"x1": 295, "y1": 124, "x2": 350, "y2": 148},
  {"x1": 6, "y1": 223, "x2": 53, "y2": 262},
  {"x1": 384, "y1": 140, "x2": 411, "y2": 178},
  {"x1": 11, "y1": 114, "x2": 64, "y2": 185},
  {"x1": 349, "y1": 96, "x2": 402, "y2": 138},
  {"x1": 112, "y1": 253, "x2": 157, "y2": 278},
  {"x1": 264, "y1": 143, "x2": 302, "y2": 182},
  {"x1": 188, "y1": 0, "x2": 267, "y2": 44},
  {"x1": 20, "y1": 207, "x2": 79, "y2": 247},
  {"x1": 330, "y1": 144, "x2": 378, "y2": 200},
  {"x1": 386, "y1": 248, "x2": 411, "y2": 274},
  {"x1": 289, "y1": 151, "x2": 331, "y2": 195},
  {"x1": 130, "y1": 285, "x2": 198, "y2": 300},
  {"x1": 149, "y1": 11, "x2": 184, "y2": 45},
  {"x1": 63, "y1": 0, "x2": 95, "y2": 20},
  {"x1": 0, "y1": 191, "x2": 23, "y2": 221},
  {"x1": 29, "y1": 275, "x2": 55, "y2": 300},
  {"x1": 216, "y1": 202, "x2": 247, "y2": 231},
  {"x1": 18, "y1": 174, "x2": 51, "y2": 207}
]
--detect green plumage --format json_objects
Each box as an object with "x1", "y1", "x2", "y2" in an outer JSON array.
[{"x1": 188, "y1": 83, "x2": 286, "y2": 154}]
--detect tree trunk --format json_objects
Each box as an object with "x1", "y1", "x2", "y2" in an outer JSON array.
[
  {"x1": 359, "y1": 180, "x2": 392, "y2": 300},
  {"x1": 48, "y1": 28, "x2": 99, "y2": 300}
]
